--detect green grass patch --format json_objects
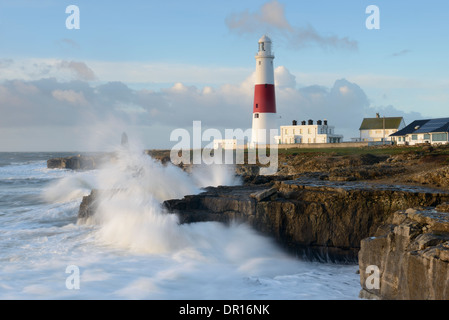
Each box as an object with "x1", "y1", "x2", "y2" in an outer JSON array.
[{"x1": 277, "y1": 146, "x2": 428, "y2": 156}]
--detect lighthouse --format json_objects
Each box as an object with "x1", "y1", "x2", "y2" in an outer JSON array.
[{"x1": 251, "y1": 35, "x2": 278, "y2": 146}]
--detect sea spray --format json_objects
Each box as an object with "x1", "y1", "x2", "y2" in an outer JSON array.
[
  {"x1": 85, "y1": 146, "x2": 305, "y2": 282},
  {"x1": 77, "y1": 145, "x2": 242, "y2": 254},
  {"x1": 1, "y1": 152, "x2": 360, "y2": 299},
  {"x1": 42, "y1": 170, "x2": 97, "y2": 204}
]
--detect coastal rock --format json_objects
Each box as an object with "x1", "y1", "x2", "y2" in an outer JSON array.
[
  {"x1": 78, "y1": 177, "x2": 449, "y2": 262},
  {"x1": 406, "y1": 166, "x2": 449, "y2": 188},
  {"x1": 162, "y1": 178, "x2": 449, "y2": 261},
  {"x1": 359, "y1": 209, "x2": 449, "y2": 300},
  {"x1": 249, "y1": 187, "x2": 277, "y2": 201},
  {"x1": 47, "y1": 154, "x2": 113, "y2": 170},
  {"x1": 78, "y1": 189, "x2": 99, "y2": 223}
]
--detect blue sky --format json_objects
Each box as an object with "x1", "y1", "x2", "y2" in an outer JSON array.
[{"x1": 0, "y1": 0, "x2": 448, "y2": 151}]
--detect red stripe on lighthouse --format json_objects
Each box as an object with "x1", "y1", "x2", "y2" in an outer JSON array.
[{"x1": 253, "y1": 84, "x2": 276, "y2": 113}]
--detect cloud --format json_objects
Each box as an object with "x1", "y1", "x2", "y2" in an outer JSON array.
[
  {"x1": 0, "y1": 67, "x2": 425, "y2": 150},
  {"x1": 0, "y1": 58, "x2": 251, "y2": 87},
  {"x1": 226, "y1": 0, "x2": 357, "y2": 51},
  {"x1": 226, "y1": 0, "x2": 292, "y2": 33},
  {"x1": 0, "y1": 59, "x2": 14, "y2": 68},
  {"x1": 0, "y1": 58, "x2": 100, "y2": 82},
  {"x1": 56, "y1": 38, "x2": 80, "y2": 50},
  {"x1": 58, "y1": 60, "x2": 97, "y2": 81},
  {"x1": 276, "y1": 77, "x2": 423, "y2": 140},
  {"x1": 275, "y1": 66, "x2": 296, "y2": 88},
  {"x1": 391, "y1": 49, "x2": 411, "y2": 57},
  {"x1": 52, "y1": 89, "x2": 88, "y2": 105}
]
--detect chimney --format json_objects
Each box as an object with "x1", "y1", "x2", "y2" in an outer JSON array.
[
  {"x1": 317, "y1": 120, "x2": 322, "y2": 125},
  {"x1": 323, "y1": 119, "x2": 328, "y2": 125},
  {"x1": 292, "y1": 120, "x2": 297, "y2": 126},
  {"x1": 308, "y1": 119, "x2": 313, "y2": 125},
  {"x1": 301, "y1": 120, "x2": 306, "y2": 125}
]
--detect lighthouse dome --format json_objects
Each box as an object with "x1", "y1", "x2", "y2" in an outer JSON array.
[{"x1": 258, "y1": 35, "x2": 272, "y2": 43}]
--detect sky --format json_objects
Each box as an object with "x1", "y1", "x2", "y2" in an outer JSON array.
[{"x1": 0, "y1": 0, "x2": 448, "y2": 151}]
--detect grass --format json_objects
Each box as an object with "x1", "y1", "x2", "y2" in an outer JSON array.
[
  {"x1": 145, "y1": 144, "x2": 449, "y2": 162},
  {"x1": 277, "y1": 145, "x2": 449, "y2": 156}
]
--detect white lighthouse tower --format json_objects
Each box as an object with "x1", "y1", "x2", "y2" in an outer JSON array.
[{"x1": 251, "y1": 35, "x2": 278, "y2": 146}]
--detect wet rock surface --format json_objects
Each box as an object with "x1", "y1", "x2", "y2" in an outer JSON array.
[
  {"x1": 162, "y1": 178, "x2": 449, "y2": 262},
  {"x1": 359, "y1": 207, "x2": 449, "y2": 300}
]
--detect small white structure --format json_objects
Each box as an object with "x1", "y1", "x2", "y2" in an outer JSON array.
[
  {"x1": 213, "y1": 139, "x2": 238, "y2": 150},
  {"x1": 390, "y1": 117, "x2": 449, "y2": 145},
  {"x1": 276, "y1": 119, "x2": 343, "y2": 144},
  {"x1": 359, "y1": 114, "x2": 406, "y2": 142}
]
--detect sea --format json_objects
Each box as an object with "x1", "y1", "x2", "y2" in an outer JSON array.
[{"x1": 0, "y1": 148, "x2": 361, "y2": 300}]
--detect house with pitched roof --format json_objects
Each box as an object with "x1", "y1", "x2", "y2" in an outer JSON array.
[
  {"x1": 389, "y1": 117, "x2": 449, "y2": 145},
  {"x1": 359, "y1": 114, "x2": 406, "y2": 142}
]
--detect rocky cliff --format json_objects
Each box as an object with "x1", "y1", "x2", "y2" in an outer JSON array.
[
  {"x1": 164, "y1": 178, "x2": 449, "y2": 261},
  {"x1": 79, "y1": 177, "x2": 449, "y2": 262},
  {"x1": 358, "y1": 205, "x2": 449, "y2": 300}
]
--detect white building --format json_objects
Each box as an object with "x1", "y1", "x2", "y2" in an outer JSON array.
[
  {"x1": 359, "y1": 114, "x2": 406, "y2": 142},
  {"x1": 213, "y1": 139, "x2": 239, "y2": 150},
  {"x1": 390, "y1": 117, "x2": 449, "y2": 145},
  {"x1": 276, "y1": 119, "x2": 343, "y2": 144}
]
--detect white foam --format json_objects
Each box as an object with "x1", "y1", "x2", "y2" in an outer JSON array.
[{"x1": 0, "y1": 148, "x2": 361, "y2": 299}]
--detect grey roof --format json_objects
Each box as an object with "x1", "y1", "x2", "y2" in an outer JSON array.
[
  {"x1": 390, "y1": 117, "x2": 449, "y2": 136},
  {"x1": 359, "y1": 117, "x2": 404, "y2": 130}
]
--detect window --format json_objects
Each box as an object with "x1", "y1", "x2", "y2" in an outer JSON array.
[
  {"x1": 254, "y1": 114, "x2": 259, "y2": 119},
  {"x1": 256, "y1": 104, "x2": 258, "y2": 109},
  {"x1": 412, "y1": 134, "x2": 418, "y2": 140},
  {"x1": 424, "y1": 134, "x2": 431, "y2": 140},
  {"x1": 259, "y1": 61, "x2": 261, "y2": 66},
  {"x1": 432, "y1": 133, "x2": 447, "y2": 142}
]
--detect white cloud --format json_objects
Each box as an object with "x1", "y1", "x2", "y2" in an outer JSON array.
[
  {"x1": 58, "y1": 60, "x2": 97, "y2": 81},
  {"x1": 339, "y1": 86, "x2": 350, "y2": 95},
  {"x1": 52, "y1": 89, "x2": 88, "y2": 105},
  {"x1": 226, "y1": 0, "x2": 291, "y2": 33},
  {"x1": 275, "y1": 66, "x2": 296, "y2": 88},
  {"x1": 0, "y1": 58, "x2": 251, "y2": 87},
  {"x1": 0, "y1": 65, "x2": 430, "y2": 151},
  {"x1": 226, "y1": 0, "x2": 357, "y2": 51}
]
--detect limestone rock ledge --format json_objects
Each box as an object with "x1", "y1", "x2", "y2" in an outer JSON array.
[
  {"x1": 359, "y1": 205, "x2": 449, "y2": 300},
  {"x1": 78, "y1": 177, "x2": 449, "y2": 262}
]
